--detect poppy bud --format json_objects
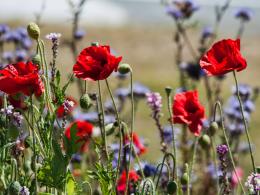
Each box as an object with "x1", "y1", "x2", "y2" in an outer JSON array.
[
  {"x1": 199, "y1": 134, "x2": 211, "y2": 149},
  {"x1": 167, "y1": 180, "x2": 177, "y2": 194},
  {"x1": 118, "y1": 63, "x2": 132, "y2": 74},
  {"x1": 165, "y1": 86, "x2": 172, "y2": 96},
  {"x1": 91, "y1": 42, "x2": 99, "y2": 47},
  {"x1": 181, "y1": 172, "x2": 189, "y2": 185},
  {"x1": 8, "y1": 181, "x2": 21, "y2": 194},
  {"x1": 32, "y1": 54, "x2": 41, "y2": 65},
  {"x1": 80, "y1": 94, "x2": 92, "y2": 110},
  {"x1": 105, "y1": 123, "x2": 115, "y2": 136},
  {"x1": 209, "y1": 121, "x2": 218, "y2": 135},
  {"x1": 27, "y1": 22, "x2": 40, "y2": 40}
]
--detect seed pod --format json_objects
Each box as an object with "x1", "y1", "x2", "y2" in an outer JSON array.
[
  {"x1": 199, "y1": 134, "x2": 211, "y2": 149},
  {"x1": 165, "y1": 86, "x2": 172, "y2": 96},
  {"x1": 80, "y1": 94, "x2": 92, "y2": 110},
  {"x1": 181, "y1": 172, "x2": 189, "y2": 185},
  {"x1": 118, "y1": 63, "x2": 132, "y2": 74},
  {"x1": 32, "y1": 54, "x2": 41, "y2": 65},
  {"x1": 27, "y1": 22, "x2": 40, "y2": 40},
  {"x1": 167, "y1": 180, "x2": 177, "y2": 194}
]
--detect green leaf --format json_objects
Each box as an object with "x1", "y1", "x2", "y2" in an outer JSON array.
[
  {"x1": 56, "y1": 70, "x2": 61, "y2": 85},
  {"x1": 66, "y1": 172, "x2": 76, "y2": 195},
  {"x1": 63, "y1": 123, "x2": 82, "y2": 158}
]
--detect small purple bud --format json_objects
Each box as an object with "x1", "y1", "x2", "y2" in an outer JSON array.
[
  {"x1": 74, "y1": 29, "x2": 85, "y2": 40},
  {"x1": 217, "y1": 144, "x2": 228, "y2": 156},
  {"x1": 235, "y1": 8, "x2": 253, "y2": 22}
]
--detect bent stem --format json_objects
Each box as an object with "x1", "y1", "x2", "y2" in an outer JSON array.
[
  {"x1": 213, "y1": 101, "x2": 246, "y2": 194},
  {"x1": 232, "y1": 71, "x2": 256, "y2": 173}
]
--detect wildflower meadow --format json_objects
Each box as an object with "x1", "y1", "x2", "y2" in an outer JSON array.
[{"x1": 0, "y1": 0, "x2": 259, "y2": 194}]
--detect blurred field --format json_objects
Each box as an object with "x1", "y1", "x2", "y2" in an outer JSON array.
[{"x1": 6, "y1": 19, "x2": 260, "y2": 175}]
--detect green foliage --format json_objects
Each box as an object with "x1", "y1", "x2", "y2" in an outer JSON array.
[
  {"x1": 86, "y1": 147, "x2": 116, "y2": 195},
  {"x1": 63, "y1": 123, "x2": 82, "y2": 159},
  {"x1": 66, "y1": 172, "x2": 76, "y2": 195},
  {"x1": 37, "y1": 139, "x2": 68, "y2": 190}
]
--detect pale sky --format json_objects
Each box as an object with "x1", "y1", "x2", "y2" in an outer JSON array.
[{"x1": 0, "y1": 0, "x2": 258, "y2": 26}]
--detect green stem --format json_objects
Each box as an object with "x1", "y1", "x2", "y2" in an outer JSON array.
[
  {"x1": 97, "y1": 80, "x2": 109, "y2": 160},
  {"x1": 210, "y1": 136, "x2": 220, "y2": 193},
  {"x1": 232, "y1": 71, "x2": 256, "y2": 173},
  {"x1": 125, "y1": 72, "x2": 135, "y2": 195},
  {"x1": 105, "y1": 79, "x2": 122, "y2": 182},
  {"x1": 36, "y1": 39, "x2": 54, "y2": 113},
  {"x1": 166, "y1": 89, "x2": 178, "y2": 180},
  {"x1": 30, "y1": 96, "x2": 37, "y2": 194},
  {"x1": 213, "y1": 101, "x2": 246, "y2": 194},
  {"x1": 188, "y1": 137, "x2": 198, "y2": 195}
]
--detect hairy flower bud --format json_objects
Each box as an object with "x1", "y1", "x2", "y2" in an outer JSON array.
[
  {"x1": 32, "y1": 54, "x2": 41, "y2": 65},
  {"x1": 80, "y1": 94, "x2": 92, "y2": 110},
  {"x1": 199, "y1": 134, "x2": 211, "y2": 149},
  {"x1": 118, "y1": 63, "x2": 132, "y2": 74},
  {"x1": 167, "y1": 180, "x2": 177, "y2": 194},
  {"x1": 27, "y1": 22, "x2": 40, "y2": 40},
  {"x1": 209, "y1": 121, "x2": 218, "y2": 136}
]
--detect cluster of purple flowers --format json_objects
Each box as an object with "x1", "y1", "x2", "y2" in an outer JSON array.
[
  {"x1": 166, "y1": 0, "x2": 199, "y2": 20},
  {"x1": 0, "y1": 105, "x2": 23, "y2": 127},
  {"x1": 0, "y1": 24, "x2": 32, "y2": 66}
]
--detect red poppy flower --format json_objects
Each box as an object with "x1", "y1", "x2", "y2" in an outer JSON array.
[
  {"x1": 172, "y1": 90, "x2": 205, "y2": 136},
  {"x1": 124, "y1": 132, "x2": 147, "y2": 155},
  {"x1": 0, "y1": 61, "x2": 44, "y2": 96},
  {"x1": 117, "y1": 170, "x2": 140, "y2": 194},
  {"x1": 73, "y1": 45, "x2": 122, "y2": 81},
  {"x1": 56, "y1": 97, "x2": 77, "y2": 118},
  {"x1": 65, "y1": 120, "x2": 93, "y2": 152},
  {"x1": 200, "y1": 39, "x2": 247, "y2": 76}
]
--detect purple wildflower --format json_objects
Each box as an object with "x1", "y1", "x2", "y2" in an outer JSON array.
[
  {"x1": 74, "y1": 29, "x2": 85, "y2": 40},
  {"x1": 217, "y1": 144, "x2": 228, "y2": 156},
  {"x1": 235, "y1": 8, "x2": 253, "y2": 22},
  {"x1": 19, "y1": 186, "x2": 30, "y2": 195},
  {"x1": 245, "y1": 173, "x2": 260, "y2": 194},
  {"x1": 146, "y1": 92, "x2": 162, "y2": 114}
]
